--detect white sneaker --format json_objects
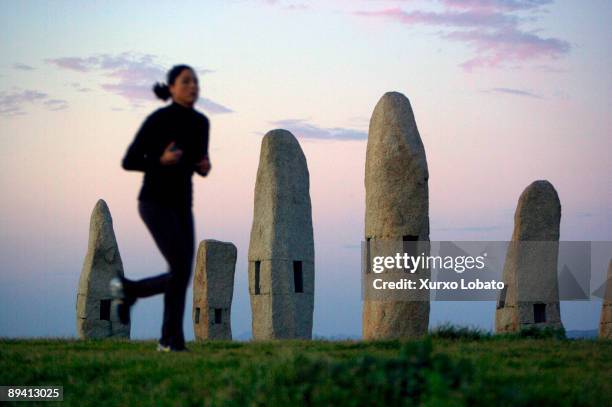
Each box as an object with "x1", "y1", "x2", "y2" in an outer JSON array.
[
  {"x1": 156, "y1": 342, "x2": 189, "y2": 352},
  {"x1": 157, "y1": 343, "x2": 171, "y2": 353},
  {"x1": 109, "y1": 277, "x2": 124, "y2": 299},
  {"x1": 110, "y1": 277, "x2": 136, "y2": 325}
]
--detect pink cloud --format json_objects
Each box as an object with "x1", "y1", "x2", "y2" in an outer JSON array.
[
  {"x1": 0, "y1": 89, "x2": 68, "y2": 116},
  {"x1": 446, "y1": 27, "x2": 570, "y2": 70},
  {"x1": 261, "y1": 0, "x2": 309, "y2": 11},
  {"x1": 12, "y1": 63, "x2": 35, "y2": 71},
  {"x1": 43, "y1": 98, "x2": 69, "y2": 111},
  {"x1": 45, "y1": 52, "x2": 229, "y2": 113},
  {"x1": 284, "y1": 3, "x2": 309, "y2": 11},
  {"x1": 266, "y1": 118, "x2": 366, "y2": 141},
  {"x1": 484, "y1": 87, "x2": 543, "y2": 98},
  {"x1": 45, "y1": 56, "x2": 99, "y2": 72},
  {"x1": 354, "y1": 8, "x2": 517, "y2": 28},
  {"x1": 440, "y1": 0, "x2": 552, "y2": 12},
  {"x1": 353, "y1": 0, "x2": 569, "y2": 71}
]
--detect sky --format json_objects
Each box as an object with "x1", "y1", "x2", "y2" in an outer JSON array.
[{"x1": 0, "y1": 0, "x2": 610, "y2": 339}]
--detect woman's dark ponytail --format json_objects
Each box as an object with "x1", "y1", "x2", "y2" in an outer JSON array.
[
  {"x1": 152, "y1": 64, "x2": 195, "y2": 102},
  {"x1": 153, "y1": 82, "x2": 171, "y2": 101}
]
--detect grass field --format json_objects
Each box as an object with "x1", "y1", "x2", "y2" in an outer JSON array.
[{"x1": 1, "y1": 331, "x2": 611, "y2": 406}]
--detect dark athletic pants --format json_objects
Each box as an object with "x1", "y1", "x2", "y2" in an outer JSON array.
[{"x1": 130, "y1": 199, "x2": 195, "y2": 349}]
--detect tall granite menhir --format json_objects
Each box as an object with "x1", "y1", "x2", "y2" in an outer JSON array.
[
  {"x1": 248, "y1": 129, "x2": 314, "y2": 339},
  {"x1": 496, "y1": 180, "x2": 564, "y2": 333},
  {"x1": 77, "y1": 199, "x2": 130, "y2": 338},
  {"x1": 599, "y1": 260, "x2": 612, "y2": 339},
  {"x1": 192, "y1": 239, "x2": 237, "y2": 340},
  {"x1": 362, "y1": 91, "x2": 430, "y2": 339}
]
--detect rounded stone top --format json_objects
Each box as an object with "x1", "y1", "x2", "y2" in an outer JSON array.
[
  {"x1": 263, "y1": 129, "x2": 300, "y2": 148},
  {"x1": 94, "y1": 198, "x2": 109, "y2": 212},
  {"x1": 517, "y1": 180, "x2": 560, "y2": 212},
  {"x1": 372, "y1": 92, "x2": 414, "y2": 122},
  {"x1": 368, "y1": 91, "x2": 423, "y2": 153},
  {"x1": 380, "y1": 91, "x2": 410, "y2": 104},
  {"x1": 260, "y1": 129, "x2": 307, "y2": 168},
  {"x1": 91, "y1": 198, "x2": 112, "y2": 229},
  {"x1": 523, "y1": 180, "x2": 558, "y2": 196},
  {"x1": 513, "y1": 180, "x2": 561, "y2": 241}
]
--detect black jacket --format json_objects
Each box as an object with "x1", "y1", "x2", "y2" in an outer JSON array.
[{"x1": 122, "y1": 101, "x2": 209, "y2": 209}]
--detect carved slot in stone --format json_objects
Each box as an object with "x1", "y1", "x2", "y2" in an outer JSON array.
[
  {"x1": 497, "y1": 286, "x2": 507, "y2": 309},
  {"x1": 254, "y1": 261, "x2": 261, "y2": 295},
  {"x1": 534, "y1": 303, "x2": 546, "y2": 323},
  {"x1": 214, "y1": 308, "x2": 222, "y2": 324},
  {"x1": 402, "y1": 235, "x2": 419, "y2": 257},
  {"x1": 99, "y1": 299, "x2": 111, "y2": 321},
  {"x1": 294, "y1": 261, "x2": 303, "y2": 293}
]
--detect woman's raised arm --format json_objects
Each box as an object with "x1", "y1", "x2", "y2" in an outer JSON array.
[{"x1": 194, "y1": 117, "x2": 211, "y2": 176}]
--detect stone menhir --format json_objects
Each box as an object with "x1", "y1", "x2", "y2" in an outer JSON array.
[
  {"x1": 77, "y1": 199, "x2": 130, "y2": 338},
  {"x1": 248, "y1": 129, "x2": 314, "y2": 339},
  {"x1": 192, "y1": 239, "x2": 237, "y2": 340},
  {"x1": 495, "y1": 180, "x2": 564, "y2": 333},
  {"x1": 362, "y1": 91, "x2": 430, "y2": 340},
  {"x1": 599, "y1": 260, "x2": 612, "y2": 339}
]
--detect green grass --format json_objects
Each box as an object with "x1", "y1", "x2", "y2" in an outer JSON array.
[{"x1": 0, "y1": 335, "x2": 610, "y2": 406}]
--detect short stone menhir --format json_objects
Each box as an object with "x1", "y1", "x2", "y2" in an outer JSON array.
[
  {"x1": 248, "y1": 129, "x2": 315, "y2": 340},
  {"x1": 496, "y1": 180, "x2": 564, "y2": 333},
  {"x1": 362, "y1": 91, "x2": 431, "y2": 340},
  {"x1": 77, "y1": 199, "x2": 130, "y2": 339},
  {"x1": 192, "y1": 239, "x2": 237, "y2": 341}
]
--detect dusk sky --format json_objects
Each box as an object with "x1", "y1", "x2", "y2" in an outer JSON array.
[{"x1": 0, "y1": 0, "x2": 610, "y2": 339}]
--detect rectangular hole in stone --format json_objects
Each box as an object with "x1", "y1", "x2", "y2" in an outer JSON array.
[
  {"x1": 402, "y1": 235, "x2": 419, "y2": 261},
  {"x1": 497, "y1": 286, "x2": 507, "y2": 309},
  {"x1": 214, "y1": 308, "x2": 222, "y2": 324},
  {"x1": 533, "y1": 303, "x2": 546, "y2": 323},
  {"x1": 195, "y1": 307, "x2": 200, "y2": 324},
  {"x1": 254, "y1": 261, "x2": 261, "y2": 295},
  {"x1": 100, "y1": 299, "x2": 111, "y2": 321},
  {"x1": 294, "y1": 261, "x2": 303, "y2": 293}
]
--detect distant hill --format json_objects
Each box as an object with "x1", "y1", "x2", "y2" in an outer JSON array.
[{"x1": 236, "y1": 330, "x2": 601, "y2": 340}]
